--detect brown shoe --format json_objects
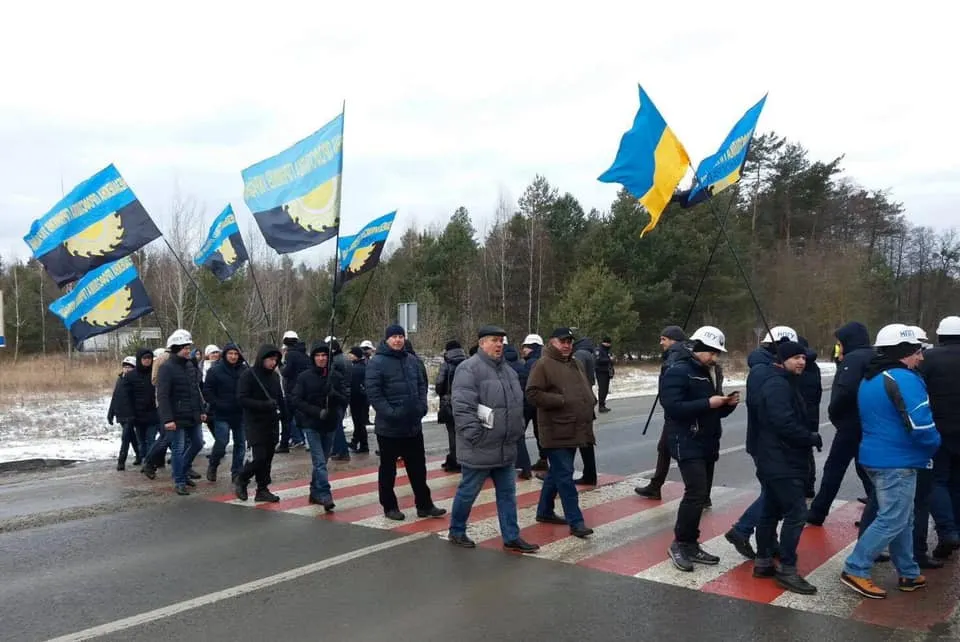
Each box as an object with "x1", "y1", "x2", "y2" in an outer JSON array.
[{"x1": 840, "y1": 572, "x2": 887, "y2": 599}]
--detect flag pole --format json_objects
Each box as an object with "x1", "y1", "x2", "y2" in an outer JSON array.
[
  {"x1": 641, "y1": 188, "x2": 738, "y2": 435},
  {"x1": 340, "y1": 270, "x2": 378, "y2": 345},
  {"x1": 245, "y1": 257, "x2": 277, "y2": 346},
  {"x1": 328, "y1": 99, "x2": 346, "y2": 342}
]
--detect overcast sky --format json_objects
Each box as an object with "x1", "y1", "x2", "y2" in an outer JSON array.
[{"x1": 1, "y1": 1, "x2": 956, "y2": 267}]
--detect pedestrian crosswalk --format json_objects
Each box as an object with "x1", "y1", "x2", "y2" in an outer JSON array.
[{"x1": 207, "y1": 460, "x2": 960, "y2": 632}]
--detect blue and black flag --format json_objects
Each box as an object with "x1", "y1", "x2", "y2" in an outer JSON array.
[
  {"x1": 337, "y1": 211, "x2": 396, "y2": 289},
  {"x1": 241, "y1": 113, "x2": 343, "y2": 255},
  {"x1": 195, "y1": 205, "x2": 249, "y2": 281},
  {"x1": 49, "y1": 256, "x2": 154, "y2": 346},
  {"x1": 23, "y1": 164, "x2": 161, "y2": 287}
]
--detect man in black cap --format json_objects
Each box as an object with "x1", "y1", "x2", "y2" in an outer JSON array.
[
  {"x1": 595, "y1": 337, "x2": 615, "y2": 413},
  {"x1": 636, "y1": 325, "x2": 688, "y2": 499},
  {"x1": 447, "y1": 325, "x2": 539, "y2": 552}
]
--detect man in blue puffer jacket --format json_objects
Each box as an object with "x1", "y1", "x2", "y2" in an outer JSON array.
[{"x1": 841, "y1": 324, "x2": 941, "y2": 600}]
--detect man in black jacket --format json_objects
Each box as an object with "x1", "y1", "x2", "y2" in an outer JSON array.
[
  {"x1": 808, "y1": 321, "x2": 874, "y2": 525},
  {"x1": 923, "y1": 316, "x2": 960, "y2": 558},
  {"x1": 108, "y1": 357, "x2": 138, "y2": 470},
  {"x1": 748, "y1": 342, "x2": 822, "y2": 594},
  {"x1": 279, "y1": 331, "x2": 309, "y2": 452},
  {"x1": 235, "y1": 344, "x2": 286, "y2": 503},
  {"x1": 366, "y1": 325, "x2": 446, "y2": 521},
  {"x1": 595, "y1": 337, "x2": 615, "y2": 413},
  {"x1": 291, "y1": 342, "x2": 346, "y2": 511},
  {"x1": 155, "y1": 329, "x2": 206, "y2": 496},
  {"x1": 116, "y1": 349, "x2": 159, "y2": 474},
  {"x1": 797, "y1": 336, "x2": 823, "y2": 497},
  {"x1": 520, "y1": 335, "x2": 546, "y2": 472},
  {"x1": 326, "y1": 338, "x2": 354, "y2": 461},
  {"x1": 203, "y1": 343, "x2": 247, "y2": 483},
  {"x1": 436, "y1": 340, "x2": 467, "y2": 473},
  {"x1": 636, "y1": 325, "x2": 687, "y2": 499},
  {"x1": 572, "y1": 335, "x2": 598, "y2": 486},
  {"x1": 347, "y1": 346, "x2": 371, "y2": 454}
]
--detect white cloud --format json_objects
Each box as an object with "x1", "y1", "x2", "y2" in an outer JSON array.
[{"x1": 0, "y1": 0, "x2": 956, "y2": 267}]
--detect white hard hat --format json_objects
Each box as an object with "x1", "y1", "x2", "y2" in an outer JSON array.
[
  {"x1": 908, "y1": 326, "x2": 929, "y2": 342},
  {"x1": 122, "y1": 356, "x2": 136, "y2": 367},
  {"x1": 875, "y1": 323, "x2": 921, "y2": 348},
  {"x1": 204, "y1": 344, "x2": 221, "y2": 357},
  {"x1": 690, "y1": 325, "x2": 727, "y2": 352},
  {"x1": 936, "y1": 316, "x2": 960, "y2": 337},
  {"x1": 503, "y1": 336, "x2": 509, "y2": 345},
  {"x1": 324, "y1": 335, "x2": 338, "y2": 343},
  {"x1": 283, "y1": 330, "x2": 299, "y2": 341},
  {"x1": 153, "y1": 348, "x2": 166, "y2": 358},
  {"x1": 762, "y1": 325, "x2": 798, "y2": 344},
  {"x1": 360, "y1": 340, "x2": 375, "y2": 350},
  {"x1": 166, "y1": 329, "x2": 193, "y2": 348},
  {"x1": 522, "y1": 334, "x2": 544, "y2": 346}
]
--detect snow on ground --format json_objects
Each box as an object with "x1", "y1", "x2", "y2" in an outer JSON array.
[{"x1": 0, "y1": 362, "x2": 836, "y2": 464}]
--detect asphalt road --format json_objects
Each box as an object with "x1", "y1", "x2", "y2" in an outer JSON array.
[{"x1": 1, "y1": 390, "x2": 955, "y2": 641}]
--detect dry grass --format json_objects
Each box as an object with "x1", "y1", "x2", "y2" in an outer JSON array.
[{"x1": 0, "y1": 354, "x2": 119, "y2": 406}]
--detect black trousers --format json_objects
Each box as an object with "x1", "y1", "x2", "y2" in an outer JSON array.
[
  {"x1": 350, "y1": 401, "x2": 370, "y2": 448},
  {"x1": 377, "y1": 433, "x2": 433, "y2": 512},
  {"x1": 443, "y1": 421, "x2": 457, "y2": 467},
  {"x1": 597, "y1": 373, "x2": 611, "y2": 407},
  {"x1": 674, "y1": 458, "x2": 715, "y2": 544},
  {"x1": 526, "y1": 409, "x2": 544, "y2": 459},
  {"x1": 649, "y1": 425, "x2": 672, "y2": 489},
  {"x1": 579, "y1": 446, "x2": 597, "y2": 482},
  {"x1": 240, "y1": 443, "x2": 275, "y2": 491}
]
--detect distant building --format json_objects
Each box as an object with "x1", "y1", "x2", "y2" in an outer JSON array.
[{"x1": 79, "y1": 327, "x2": 162, "y2": 354}]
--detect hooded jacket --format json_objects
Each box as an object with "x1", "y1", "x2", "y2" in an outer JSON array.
[
  {"x1": 107, "y1": 371, "x2": 128, "y2": 425},
  {"x1": 328, "y1": 342, "x2": 353, "y2": 410},
  {"x1": 452, "y1": 349, "x2": 526, "y2": 469},
  {"x1": 203, "y1": 343, "x2": 247, "y2": 423},
  {"x1": 526, "y1": 343, "x2": 596, "y2": 448},
  {"x1": 573, "y1": 337, "x2": 597, "y2": 386},
  {"x1": 115, "y1": 348, "x2": 159, "y2": 426},
  {"x1": 365, "y1": 341, "x2": 428, "y2": 438},
  {"x1": 661, "y1": 345, "x2": 735, "y2": 462},
  {"x1": 157, "y1": 351, "x2": 205, "y2": 428},
  {"x1": 519, "y1": 344, "x2": 543, "y2": 416},
  {"x1": 238, "y1": 344, "x2": 285, "y2": 447},
  {"x1": 828, "y1": 322, "x2": 873, "y2": 436},
  {"x1": 595, "y1": 343, "x2": 614, "y2": 377},
  {"x1": 503, "y1": 344, "x2": 525, "y2": 378},
  {"x1": 350, "y1": 356, "x2": 368, "y2": 406},
  {"x1": 435, "y1": 347, "x2": 468, "y2": 399},
  {"x1": 281, "y1": 341, "x2": 310, "y2": 393},
  {"x1": 290, "y1": 343, "x2": 345, "y2": 433},
  {"x1": 746, "y1": 362, "x2": 820, "y2": 480},
  {"x1": 920, "y1": 337, "x2": 960, "y2": 446},
  {"x1": 858, "y1": 356, "x2": 940, "y2": 469},
  {"x1": 797, "y1": 340, "x2": 823, "y2": 432}
]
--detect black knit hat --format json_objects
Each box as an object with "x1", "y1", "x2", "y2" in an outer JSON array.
[
  {"x1": 444, "y1": 340, "x2": 462, "y2": 351},
  {"x1": 661, "y1": 326, "x2": 686, "y2": 342},
  {"x1": 777, "y1": 341, "x2": 806, "y2": 362},
  {"x1": 384, "y1": 324, "x2": 406, "y2": 340}
]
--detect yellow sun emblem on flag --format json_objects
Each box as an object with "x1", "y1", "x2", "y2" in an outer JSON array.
[
  {"x1": 285, "y1": 176, "x2": 339, "y2": 233},
  {"x1": 81, "y1": 286, "x2": 133, "y2": 328},
  {"x1": 348, "y1": 245, "x2": 373, "y2": 273},
  {"x1": 217, "y1": 238, "x2": 237, "y2": 265},
  {"x1": 65, "y1": 212, "x2": 125, "y2": 257}
]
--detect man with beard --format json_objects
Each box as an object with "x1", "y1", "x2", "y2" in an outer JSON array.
[
  {"x1": 203, "y1": 343, "x2": 247, "y2": 483},
  {"x1": 235, "y1": 345, "x2": 287, "y2": 503}
]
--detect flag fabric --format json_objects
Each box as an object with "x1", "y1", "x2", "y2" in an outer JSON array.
[
  {"x1": 598, "y1": 85, "x2": 690, "y2": 237},
  {"x1": 195, "y1": 205, "x2": 249, "y2": 281},
  {"x1": 49, "y1": 256, "x2": 154, "y2": 346},
  {"x1": 337, "y1": 211, "x2": 396, "y2": 289},
  {"x1": 686, "y1": 95, "x2": 767, "y2": 206},
  {"x1": 241, "y1": 113, "x2": 343, "y2": 254},
  {"x1": 23, "y1": 164, "x2": 162, "y2": 287}
]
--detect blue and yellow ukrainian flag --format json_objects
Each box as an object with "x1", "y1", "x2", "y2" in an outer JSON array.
[
  {"x1": 23, "y1": 164, "x2": 162, "y2": 287},
  {"x1": 49, "y1": 256, "x2": 154, "y2": 346},
  {"x1": 241, "y1": 113, "x2": 343, "y2": 255},
  {"x1": 687, "y1": 94, "x2": 767, "y2": 205},
  {"x1": 337, "y1": 211, "x2": 396, "y2": 290},
  {"x1": 599, "y1": 85, "x2": 690, "y2": 236},
  {"x1": 195, "y1": 205, "x2": 249, "y2": 282}
]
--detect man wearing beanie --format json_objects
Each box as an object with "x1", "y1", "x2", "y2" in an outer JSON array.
[
  {"x1": 436, "y1": 339, "x2": 468, "y2": 472},
  {"x1": 841, "y1": 325, "x2": 940, "y2": 599},
  {"x1": 636, "y1": 325, "x2": 688, "y2": 499},
  {"x1": 365, "y1": 325, "x2": 446, "y2": 521},
  {"x1": 746, "y1": 340, "x2": 823, "y2": 594}
]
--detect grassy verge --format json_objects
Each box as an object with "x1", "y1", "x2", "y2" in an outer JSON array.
[{"x1": 0, "y1": 355, "x2": 120, "y2": 406}]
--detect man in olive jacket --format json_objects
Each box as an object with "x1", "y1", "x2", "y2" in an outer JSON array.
[
  {"x1": 447, "y1": 325, "x2": 540, "y2": 553},
  {"x1": 526, "y1": 327, "x2": 597, "y2": 538}
]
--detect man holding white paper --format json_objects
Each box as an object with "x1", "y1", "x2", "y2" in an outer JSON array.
[{"x1": 447, "y1": 325, "x2": 540, "y2": 553}]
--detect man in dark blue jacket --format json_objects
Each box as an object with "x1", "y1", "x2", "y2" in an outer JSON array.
[
  {"x1": 436, "y1": 340, "x2": 468, "y2": 472},
  {"x1": 595, "y1": 337, "x2": 615, "y2": 413},
  {"x1": 203, "y1": 343, "x2": 247, "y2": 483},
  {"x1": 748, "y1": 342, "x2": 823, "y2": 595},
  {"x1": 797, "y1": 336, "x2": 823, "y2": 497},
  {"x1": 663, "y1": 326, "x2": 739, "y2": 572},
  {"x1": 347, "y1": 346, "x2": 370, "y2": 454},
  {"x1": 366, "y1": 325, "x2": 446, "y2": 521},
  {"x1": 117, "y1": 349, "x2": 159, "y2": 472},
  {"x1": 808, "y1": 321, "x2": 874, "y2": 525},
  {"x1": 279, "y1": 332, "x2": 309, "y2": 452}
]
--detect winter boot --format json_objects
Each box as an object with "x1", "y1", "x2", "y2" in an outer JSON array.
[{"x1": 206, "y1": 464, "x2": 218, "y2": 483}]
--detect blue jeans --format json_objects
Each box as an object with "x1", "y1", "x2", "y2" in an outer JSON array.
[
  {"x1": 536, "y1": 448, "x2": 584, "y2": 528},
  {"x1": 170, "y1": 424, "x2": 204, "y2": 486},
  {"x1": 810, "y1": 429, "x2": 873, "y2": 521},
  {"x1": 733, "y1": 492, "x2": 765, "y2": 538},
  {"x1": 303, "y1": 428, "x2": 335, "y2": 502},
  {"x1": 929, "y1": 448, "x2": 960, "y2": 542},
  {"x1": 844, "y1": 468, "x2": 921, "y2": 579},
  {"x1": 859, "y1": 467, "x2": 934, "y2": 559},
  {"x1": 331, "y1": 407, "x2": 349, "y2": 457},
  {"x1": 756, "y1": 478, "x2": 807, "y2": 570},
  {"x1": 136, "y1": 423, "x2": 158, "y2": 462},
  {"x1": 209, "y1": 419, "x2": 245, "y2": 476},
  {"x1": 450, "y1": 465, "x2": 521, "y2": 543}
]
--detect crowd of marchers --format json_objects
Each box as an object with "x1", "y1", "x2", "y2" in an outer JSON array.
[{"x1": 105, "y1": 314, "x2": 960, "y2": 599}]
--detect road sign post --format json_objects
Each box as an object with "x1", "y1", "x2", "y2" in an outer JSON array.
[{"x1": 397, "y1": 302, "x2": 418, "y2": 334}]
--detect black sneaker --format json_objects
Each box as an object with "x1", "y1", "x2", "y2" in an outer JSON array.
[
  {"x1": 635, "y1": 485, "x2": 662, "y2": 500},
  {"x1": 141, "y1": 465, "x2": 157, "y2": 480},
  {"x1": 753, "y1": 565, "x2": 777, "y2": 578},
  {"x1": 776, "y1": 572, "x2": 817, "y2": 595},
  {"x1": 384, "y1": 510, "x2": 405, "y2": 521},
  {"x1": 449, "y1": 533, "x2": 476, "y2": 548},
  {"x1": 574, "y1": 476, "x2": 598, "y2": 486},
  {"x1": 175, "y1": 485, "x2": 190, "y2": 496},
  {"x1": 132, "y1": 458, "x2": 142, "y2": 466},
  {"x1": 570, "y1": 526, "x2": 594, "y2": 539},
  {"x1": 323, "y1": 500, "x2": 336, "y2": 513},
  {"x1": 417, "y1": 506, "x2": 447, "y2": 518},
  {"x1": 235, "y1": 481, "x2": 248, "y2": 501},
  {"x1": 187, "y1": 469, "x2": 201, "y2": 480},
  {"x1": 254, "y1": 489, "x2": 280, "y2": 503},
  {"x1": 184, "y1": 479, "x2": 197, "y2": 488},
  {"x1": 598, "y1": 406, "x2": 611, "y2": 413},
  {"x1": 117, "y1": 462, "x2": 126, "y2": 471},
  {"x1": 669, "y1": 542, "x2": 694, "y2": 572},
  {"x1": 725, "y1": 529, "x2": 757, "y2": 560},
  {"x1": 206, "y1": 466, "x2": 217, "y2": 483},
  {"x1": 688, "y1": 546, "x2": 720, "y2": 566},
  {"x1": 536, "y1": 514, "x2": 567, "y2": 525},
  {"x1": 504, "y1": 538, "x2": 540, "y2": 554}
]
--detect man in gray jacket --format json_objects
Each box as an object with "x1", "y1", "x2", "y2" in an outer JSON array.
[{"x1": 447, "y1": 325, "x2": 540, "y2": 553}]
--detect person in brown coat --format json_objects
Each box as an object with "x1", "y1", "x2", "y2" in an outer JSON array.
[{"x1": 526, "y1": 327, "x2": 596, "y2": 538}]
